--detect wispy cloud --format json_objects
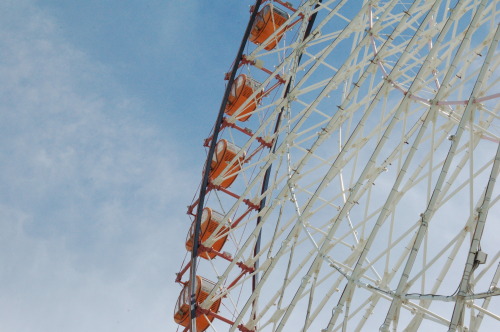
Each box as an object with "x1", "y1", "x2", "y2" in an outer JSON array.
[{"x1": 0, "y1": 1, "x2": 195, "y2": 331}]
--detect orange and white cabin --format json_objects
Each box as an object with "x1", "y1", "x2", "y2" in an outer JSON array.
[
  {"x1": 185, "y1": 207, "x2": 230, "y2": 259},
  {"x1": 209, "y1": 139, "x2": 245, "y2": 189},
  {"x1": 174, "y1": 276, "x2": 222, "y2": 332},
  {"x1": 225, "y1": 74, "x2": 262, "y2": 122},
  {"x1": 249, "y1": 4, "x2": 289, "y2": 51}
]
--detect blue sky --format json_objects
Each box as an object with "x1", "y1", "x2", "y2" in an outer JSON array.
[
  {"x1": 3, "y1": 1, "x2": 499, "y2": 331},
  {"x1": 0, "y1": 1, "x2": 250, "y2": 330}
]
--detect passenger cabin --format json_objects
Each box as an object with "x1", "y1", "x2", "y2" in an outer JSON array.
[
  {"x1": 225, "y1": 74, "x2": 262, "y2": 122},
  {"x1": 209, "y1": 139, "x2": 245, "y2": 188},
  {"x1": 185, "y1": 207, "x2": 230, "y2": 259},
  {"x1": 174, "y1": 276, "x2": 221, "y2": 331},
  {"x1": 249, "y1": 4, "x2": 289, "y2": 50}
]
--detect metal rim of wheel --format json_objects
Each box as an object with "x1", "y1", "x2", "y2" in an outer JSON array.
[{"x1": 176, "y1": 1, "x2": 500, "y2": 331}]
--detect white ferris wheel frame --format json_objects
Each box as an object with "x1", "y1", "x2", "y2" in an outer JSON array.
[{"x1": 177, "y1": 1, "x2": 500, "y2": 331}]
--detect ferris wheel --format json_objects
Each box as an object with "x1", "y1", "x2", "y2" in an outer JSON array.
[{"x1": 174, "y1": 0, "x2": 500, "y2": 331}]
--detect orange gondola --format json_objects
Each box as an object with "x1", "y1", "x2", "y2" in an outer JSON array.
[
  {"x1": 209, "y1": 139, "x2": 245, "y2": 188},
  {"x1": 186, "y1": 207, "x2": 230, "y2": 259},
  {"x1": 225, "y1": 74, "x2": 263, "y2": 122},
  {"x1": 249, "y1": 4, "x2": 289, "y2": 50},
  {"x1": 174, "y1": 276, "x2": 222, "y2": 331}
]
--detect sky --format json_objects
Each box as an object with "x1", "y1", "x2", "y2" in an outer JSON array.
[
  {"x1": 2, "y1": 1, "x2": 499, "y2": 332},
  {"x1": 0, "y1": 1, "x2": 251, "y2": 331}
]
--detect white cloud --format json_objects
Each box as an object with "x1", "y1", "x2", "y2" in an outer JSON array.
[{"x1": 0, "y1": 1, "x2": 194, "y2": 331}]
